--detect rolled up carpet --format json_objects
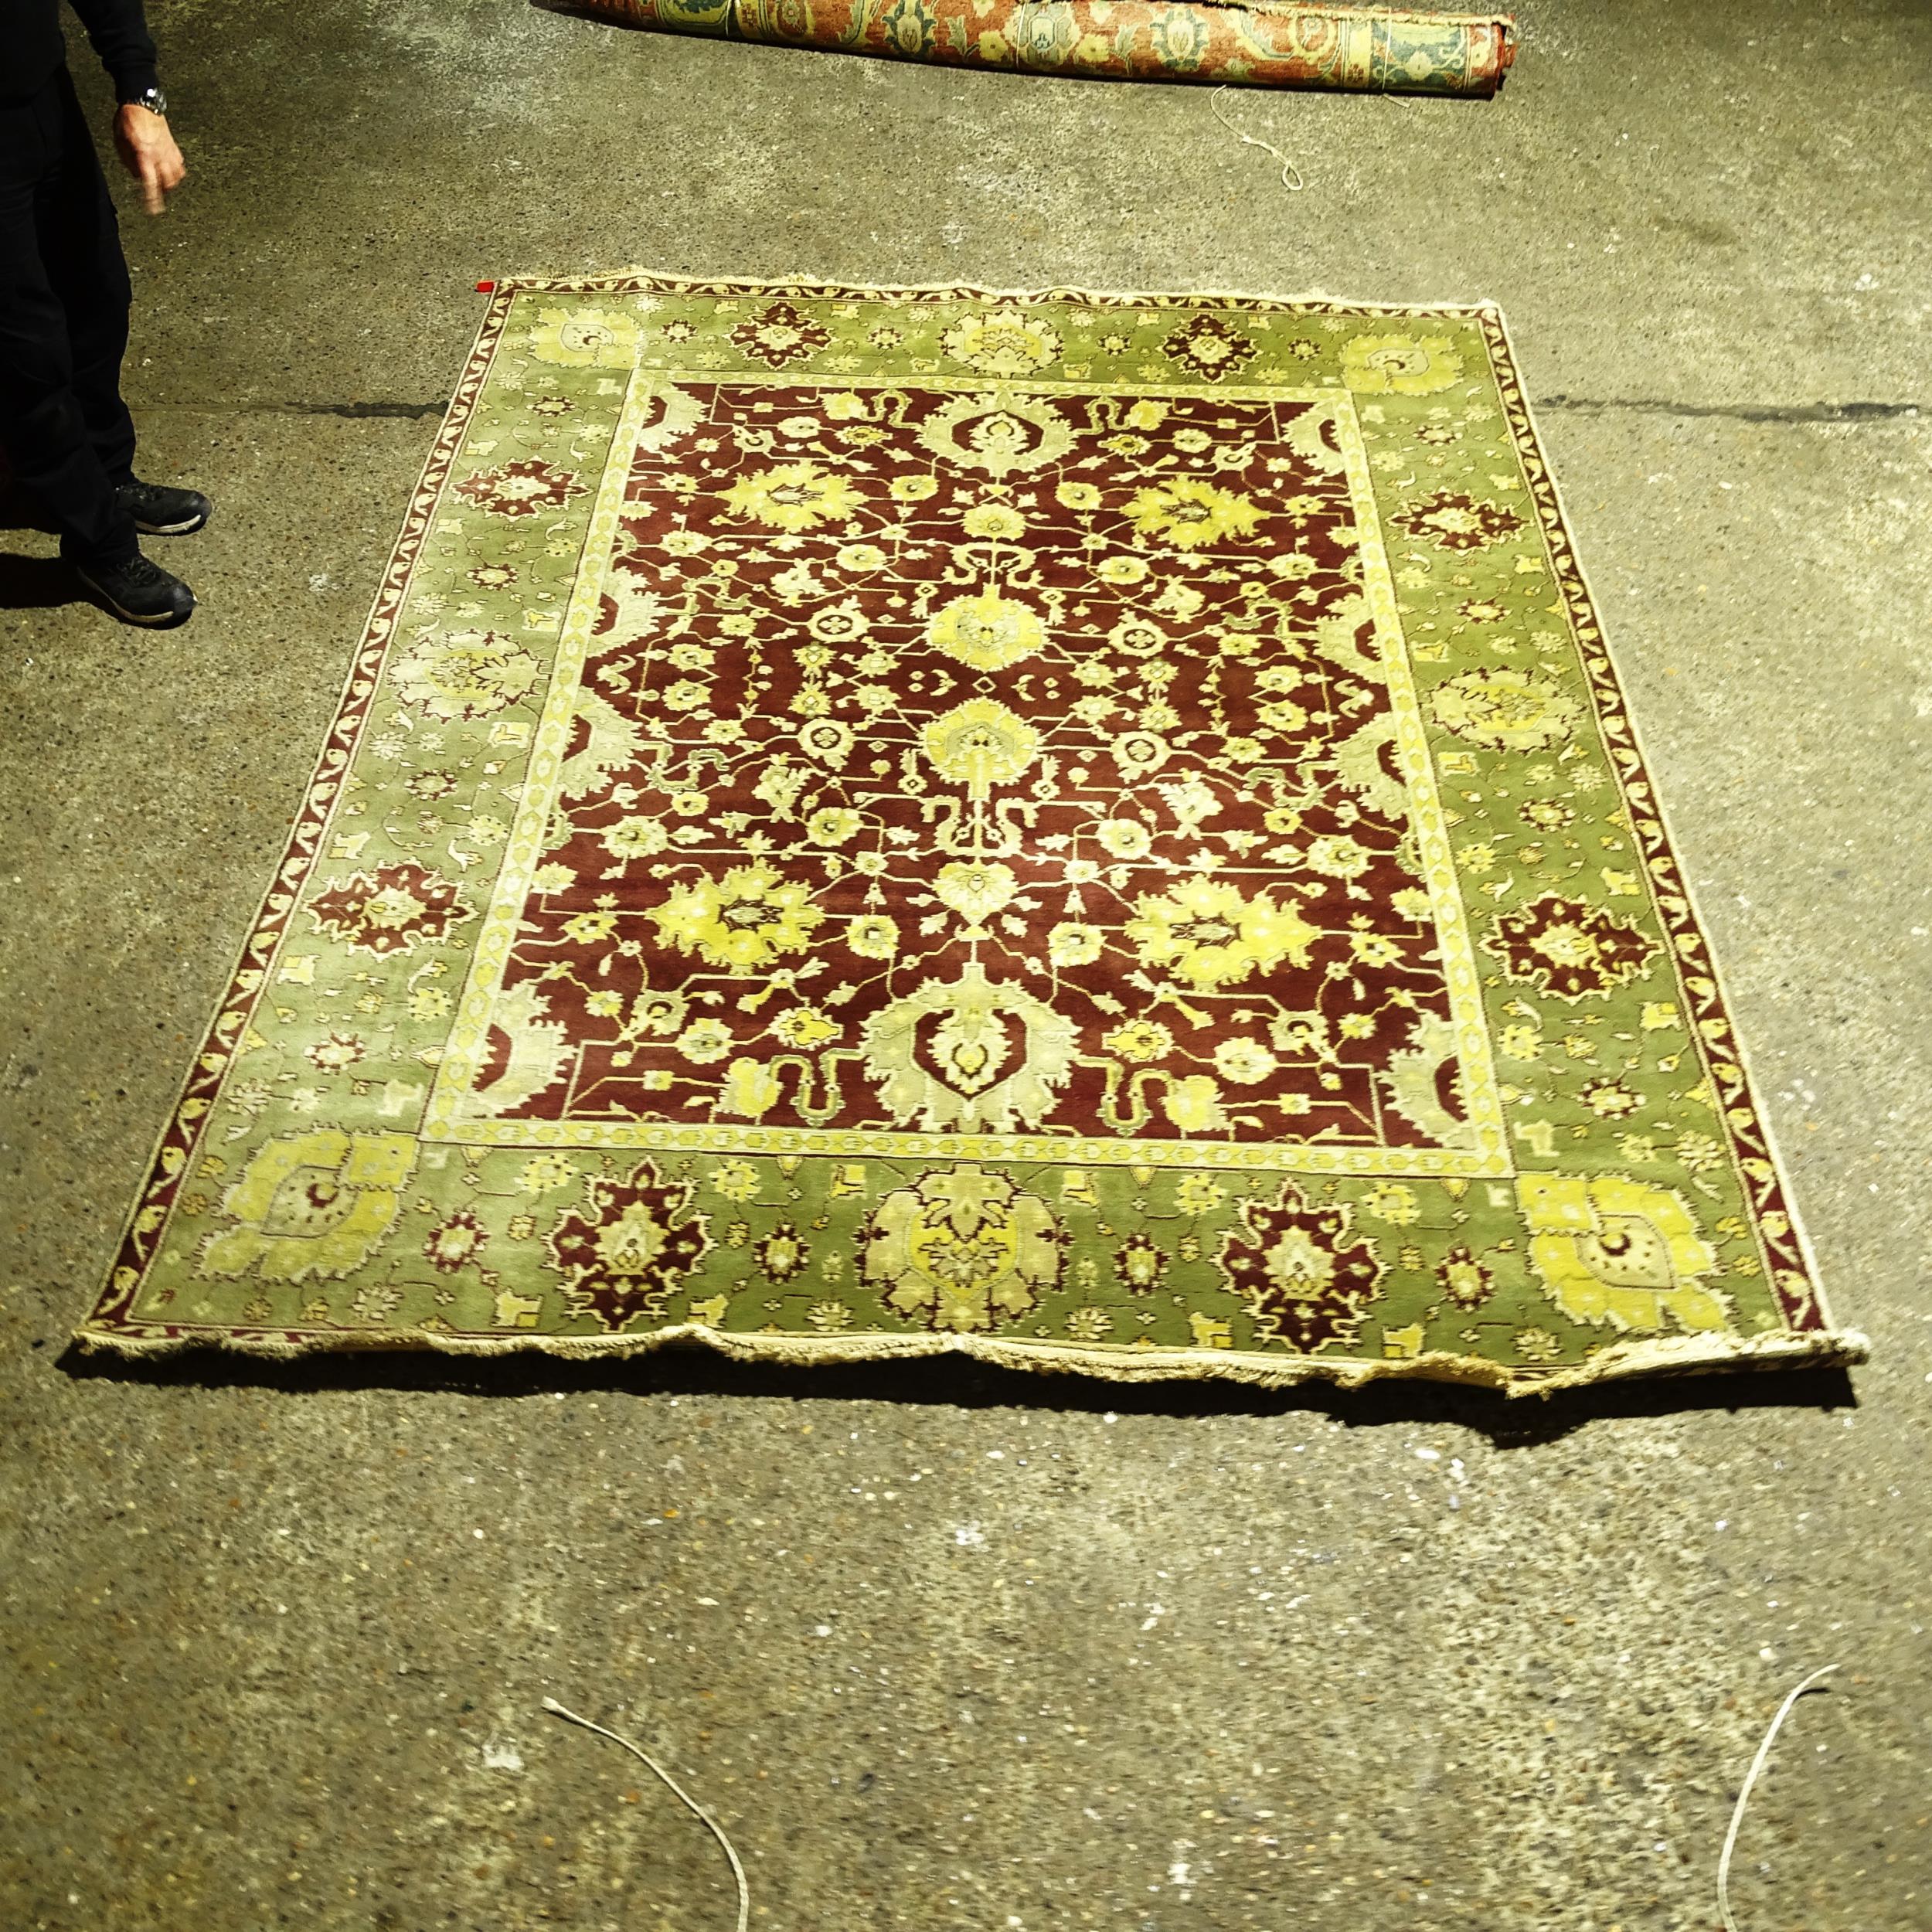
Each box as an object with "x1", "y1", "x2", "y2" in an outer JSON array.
[{"x1": 569, "y1": 0, "x2": 1518, "y2": 95}]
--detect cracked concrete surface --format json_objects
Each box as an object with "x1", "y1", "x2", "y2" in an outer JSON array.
[
  {"x1": 2, "y1": 2, "x2": 1928, "y2": 1927},
  {"x1": 1541, "y1": 397, "x2": 1924, "y2": 423}
]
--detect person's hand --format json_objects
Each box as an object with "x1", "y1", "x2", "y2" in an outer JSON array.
[{"x1": 113, "y1": 104, "x2": 186, "y2": 216}]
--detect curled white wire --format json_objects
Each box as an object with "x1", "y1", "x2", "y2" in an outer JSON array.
[
  {"x1": 543, "y1": 1696, "x2": 750, "y2": 1932},
  {"x1": 1716, "y1": 1664, "x2": 1840, "y2": 1932},
  {"x1": 1211, "y1": 83, "x2": 1304, "y2": 192}
]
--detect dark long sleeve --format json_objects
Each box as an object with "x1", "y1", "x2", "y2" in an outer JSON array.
[
  {"x1": 67, "y1": 0, "x2": 160, "y2": 98},
  {"x1": 0, "y1": 2, "x2": 160, "y2": 104}
]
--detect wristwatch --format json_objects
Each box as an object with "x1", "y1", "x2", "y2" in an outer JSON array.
[{"x1": 123, "y1": 85, "x2": 168, "y2": 115}]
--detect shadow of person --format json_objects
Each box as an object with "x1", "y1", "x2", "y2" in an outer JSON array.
[
  {"x1": 0, "y1": 549, "x2": 83, "y2": 611},
  {"x1": 0, "y1": 471, "x2": 79, "y2": 610},
  {"x1": 0, "y1": 549, "x2": 82, "y2": 611},
  {"x1": 0, "y1": 473, "x2": 60, "y2": 535}
]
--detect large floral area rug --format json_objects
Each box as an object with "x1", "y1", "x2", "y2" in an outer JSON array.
[{"x1": 81, "y1": 277, "x2": 1865, "y2": 1391}]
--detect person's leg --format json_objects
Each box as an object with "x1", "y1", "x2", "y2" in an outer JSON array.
[
  {"x1": 0, "y1": 77, "x2": 137, "y2": 567},
  {"x1": 0, "y1": 75, "x2": 192, "y2": 621},
  {"x1": 42, "y1": 70, "x2": 138, "y2": 493},
  {"x1": 46, "y1": 73, "x2": 211, "y2": 543}
]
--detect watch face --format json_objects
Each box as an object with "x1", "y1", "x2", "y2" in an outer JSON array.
[{"x1": 140, "y1": 87, "x2": 168, "y2": 114}]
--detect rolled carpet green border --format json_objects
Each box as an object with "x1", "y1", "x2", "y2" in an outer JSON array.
[{"x1": 567, "y1": 0, "x2": 1519, "y2": 95}]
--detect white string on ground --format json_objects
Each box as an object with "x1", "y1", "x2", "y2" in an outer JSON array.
[
  {"x1": 1210, "y1": 84, "x2": 1304, "y2": 192},
  {"x1": 543, "y1": 1696, "x2": 750, "y2": 1932},
  {"x1": 1716, "y1": 1663, "x2": 1841, "y2": 1932}
]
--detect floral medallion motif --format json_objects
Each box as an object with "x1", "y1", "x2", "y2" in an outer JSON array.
[
  {"x1": 917, "y1": 391, "x2": 1075, "y2": 478},
  {"x1": 1488, "y1": 894, "x2": 1657, "y2": 1001},
  {"x1": 1124, "y1": 478, "x2": 1264, "y2": 550},
  {"x1": 862, "y1": 1166, "x2": 1066, "y2": 1332},
  {"x1": 391, "y1": 629, "x2": 543, "y2": 722},
  {"x1": 1114, "y1": 1232, "x2": 1168, "y2": 1293},
  {"x1": 940, "y1": 308, "x2": 1063, "y2": 377},
  {"x1": 919, "y1": 697, "x2": 1043, "y2": 799},
  {"x1": 1393, "y1": 490, "x2": 1525, "y2": 551},
  {"x1": 926, "y1": 590, "x2": 1048, "y2": 672},
  {"x1": 528, "y1": 305, "x2": 641, "y2": 369},
  {"x1": 1519, "y1": 1175, "x2": 1727, "y2": 1335},
  {"x1": 308, "y1": 862, "x2": 468, "y2": 956},
  {"x1": 1430, "y1": 668, "x2": 1581, "y2": 752},
  {"x1": 729, "y1": 299, "x2": 832, "y2": 368},
  {"x1": 455, "y1": 458, "x2": 586, "y2": 518},
  {"x1": 858, "y1": 964, "x2": 1078, "y2": 1134},
  {"x1": 649, "y1": 860, "x2": 825, "y2": 972},
  {"x1": 544, "y1": 1160, "x2": 710, "y2": 1330},
  {"x1": 1436, "y1": 1244, "x2": 1495, "y2": 1309},
  {"x1": 1125, "y1": 877, "x2": 1317, "y2": 990},
  {"x1": 718, "y1": 460, "x2": 863, "y2": 531},
  {"x1": 423, "y1": 1211, "x2": 487, "y2": 1273},
  {"x1": 1162, "y1": 313, "x2": 1257, "y2": 382},
  {"x1": 305, "y1": 1032, "x2": 366, "y2": 1073},
  {"x1": 932, "y1": 859, "x2": 1019, "y2": 928},
  {"x1": 1218, "y1": 1185, "x2": 1385, "y2": 1351},
  {"x1": 752, "y1": 1221, "x2": 811, "y2": 1283},
  {"x1": 198, "y1": 1130, "x2": 417, "y2": 1285},
  {"x1": 1341, "y1": 332, "x2": 1465, "y2": 395}
]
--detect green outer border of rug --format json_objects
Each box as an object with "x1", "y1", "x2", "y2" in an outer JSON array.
[{"x1": 73, "y1": 274, "x2": 1869, "y2": 1396}]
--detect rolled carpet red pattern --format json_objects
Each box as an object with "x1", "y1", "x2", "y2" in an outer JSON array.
[{"x1": 570, "y1": 0, "x2": 1518, "y2": 94}]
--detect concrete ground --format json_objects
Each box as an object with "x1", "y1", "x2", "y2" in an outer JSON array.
[{"x1": 3, "y1": 1, "x2": 1928, "y2": 1925}]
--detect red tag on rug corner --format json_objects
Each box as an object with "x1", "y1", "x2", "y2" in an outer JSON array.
[{"x1": 475, "y1": 280, "x2": 497, "y2": 294}]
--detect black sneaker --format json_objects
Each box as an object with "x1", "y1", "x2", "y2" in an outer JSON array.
[
  {"x1": 115, "y1": 478, "x2": 213, "y2": 536},
  {"x1": 74, "y1": 550, "x2": 196, "y2": 628}
]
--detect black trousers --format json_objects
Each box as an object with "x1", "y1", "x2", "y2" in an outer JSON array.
[{"x1": 0, "y1": 68, "x2": 139, "y2": 568}]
